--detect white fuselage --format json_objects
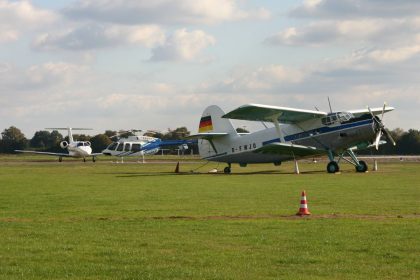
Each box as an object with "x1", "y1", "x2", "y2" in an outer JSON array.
[
  {"x1": 102, "y1": 135, "x2": 159, "y2": 157},
  {"x1": 67, "y1": 142, "x2": 93, "y2": 157}
]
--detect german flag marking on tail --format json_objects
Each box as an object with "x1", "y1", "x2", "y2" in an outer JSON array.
[{"x1": 199, "y1": 116, "x2": 213, "y2": 132}]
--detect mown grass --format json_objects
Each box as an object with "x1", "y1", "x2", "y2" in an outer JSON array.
[{"x1": 0, "y1": 156, "x2": 419, "y2": 279}]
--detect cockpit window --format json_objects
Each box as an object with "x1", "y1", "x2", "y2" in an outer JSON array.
[
  {"x1": 107, "y1": 142, "x2": 118, "y2": 150},
  {"x1": 77, "y1": 142, "x2": 83, "y2": 147},
  {"x1": 116, "y1": 143, "x2": 124, "y2": 151},
  {"x1": 322, "y1": 112, "x2": 354, "y2": 126}
]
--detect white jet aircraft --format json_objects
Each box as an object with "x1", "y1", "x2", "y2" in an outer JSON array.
[
  {"x1": 189, "y1": 103, "x2": 395, "y2": 173},
  {"x1": 15, "y1": 128, "x2": 102, "y2": 162}
]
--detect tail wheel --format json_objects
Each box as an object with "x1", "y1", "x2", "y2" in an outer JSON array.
[
  {"x1": 327, "y1": 161, "x2": 339, "y2": 173},
  {"x1": 356, "y1": 160, "x2": 368, "y2": 172}
]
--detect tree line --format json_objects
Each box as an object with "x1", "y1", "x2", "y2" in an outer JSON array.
[
  {"x1": 0, "y1": 126, "x2": 192, "y2": 154},
  {"x1": 1, "y1": 126, "x2": 420, "y2": 155}
]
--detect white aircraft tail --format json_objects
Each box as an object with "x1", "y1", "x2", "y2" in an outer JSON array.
[
  {"x1": 196, "y1": 105, "x2": 238, "y2": 159},
  {"x1": 198, "y1": 105, "x2": 236, "y2": 134},
  {"x1": 45, "y1": 127, "x2": 92, "y2": 143}
]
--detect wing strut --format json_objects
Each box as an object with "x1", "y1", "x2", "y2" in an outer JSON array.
[{"x1": 272, "y1": 115, "x2": 284, "y2": 143}]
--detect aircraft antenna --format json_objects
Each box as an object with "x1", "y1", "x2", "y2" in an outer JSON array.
[{"x1": 327, "y1": 97, "x2": 333, "y2": 113}]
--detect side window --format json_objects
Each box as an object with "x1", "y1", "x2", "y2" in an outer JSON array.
[
  {"x1": 132, "y1": 143, "x2": 141, "y2": 152},
  {"x1": 124, "y1": 143, "x2": 131, "y2": 151}
]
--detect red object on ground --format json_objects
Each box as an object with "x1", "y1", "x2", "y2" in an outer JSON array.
[{"x1": 297, "y1": 190, "x2": 311, "y2": 216}]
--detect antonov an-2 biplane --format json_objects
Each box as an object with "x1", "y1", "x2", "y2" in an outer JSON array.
[{"x1": 189, "y1": 103, "x2": 395, "y2": 173}]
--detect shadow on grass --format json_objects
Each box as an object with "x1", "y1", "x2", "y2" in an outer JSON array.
[{"x1": 108, "y1": 169, "x2": 327, "y2": 177}]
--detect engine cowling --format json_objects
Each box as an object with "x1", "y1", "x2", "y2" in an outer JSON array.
[{"x1": 60, "y1": 141, "x2": 69, "y2": 149}]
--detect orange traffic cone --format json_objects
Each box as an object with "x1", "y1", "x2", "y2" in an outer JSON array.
[
  {"x1": 296, "y1": 190, "x2": 311, "y2": 216},
  {"x1": 174, "y1": 162, "x2": 180, "y2": 173}
]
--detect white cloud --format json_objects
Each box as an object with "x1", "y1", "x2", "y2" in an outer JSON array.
[
  {"x1": 0, "y1": 0, "x2": 57, "y2": 42},
  {"x1": 290, "y1": 0, "x2": 420, "y2": 19},
  {"x1": 150, "y1": 29, "x2": 215, "y2": 62},
  {"x1": 33, "y1": 24, "x2": 165, "y2": 51},
  {"x1": 265, "y1": 18, "x2": 420, "y2": 46},
  {"x1": 63, "y1": 0, "x2": 270, "y2": 25},
  {"x1": 219, "y1": 65, "x2": 305, "y2": 92}
]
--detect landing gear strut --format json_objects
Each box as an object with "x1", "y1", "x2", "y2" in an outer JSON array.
[
  {"x1": 224, "y1": 163, "x2": 231, "y2": 174},
  {"x1": 326, "y1": 149, "x2": 368, "y2": 173}
]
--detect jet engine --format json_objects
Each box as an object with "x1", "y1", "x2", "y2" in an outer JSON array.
[{"x1": 60, "y1": 141, "x2": 69, "y2": 149}]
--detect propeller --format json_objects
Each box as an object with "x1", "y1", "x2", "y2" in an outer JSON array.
[{"x1": 368, "y1": 103, "x2": 396, "y2": 150}]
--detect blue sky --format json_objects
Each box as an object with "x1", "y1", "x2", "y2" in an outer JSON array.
[{"x1": 1, "y1": 0, "x2": 419, "y2": 137}]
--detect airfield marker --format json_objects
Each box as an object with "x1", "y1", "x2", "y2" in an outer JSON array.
[
  {"x1": 294, "y1": 160, "x2": 300, "y2": 174},
  {"x1": 297, "y1": 191, "x2": 311, "y2": 216},
  {"x1": 373, "y1": 159, "x2": 378, "y2": 171}
]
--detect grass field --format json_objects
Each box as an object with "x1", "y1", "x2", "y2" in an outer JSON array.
[{"x1": 0, "y1": 155, "x2": 419, "y2": 279}]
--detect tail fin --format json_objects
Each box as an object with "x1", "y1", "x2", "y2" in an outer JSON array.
[
  {"x1": 196, "y1": 105, "x2": 238, "y2": 160},
  {"x1": 199, "y1": 105, "x2": 237, "y2": 134}
]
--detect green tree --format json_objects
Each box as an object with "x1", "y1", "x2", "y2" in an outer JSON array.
[
  {"x1": 1, "y1": 126, "x2": 28, "y2": 153},
  {"x1": 162, "y1": 127, "x2": 190, "y2": 140},
  {"x1": 397, "y1": 129, "x2": 420, "y2": 155},
  {"x1": 90, "y1": 134, "x2": 112, "y2": 153}
]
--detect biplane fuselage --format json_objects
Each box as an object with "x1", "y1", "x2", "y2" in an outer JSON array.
[{"x1": 190, "y1": 104, "x2": 394, "y2": 173}]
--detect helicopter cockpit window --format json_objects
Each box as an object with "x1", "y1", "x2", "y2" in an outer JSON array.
[
  {"x1": 77, "y1": 142, "x2": 83, "y2": 147},
  {"x1": 124, "y1": 143, "x2": 131, "y2": 152},
  {"x1": 116, "y1": 143, "x2": 124, "y2": 151},
  {"x1": 107, "y1": 142, "x2": 118, "y2": 151},
  {"x1": 132, "y1": 143, "x2": 141, "y2": 152}
]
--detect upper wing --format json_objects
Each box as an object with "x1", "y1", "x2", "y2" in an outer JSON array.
[
  {"x1": 15, "y1": 150, "x2": 70, "y2": 157},
  {"x1": 349, "y1": 106, "x2": 394, "y2": 118},
  {"x1": 222, "y1": 104, "x2": 327, "y2": 124},
  {"x1": 187, "y1": 132, "x2": 229, "y2": 140},
  {"x1": 254, "y1": 142, "x2": 325, "y2": 157}
]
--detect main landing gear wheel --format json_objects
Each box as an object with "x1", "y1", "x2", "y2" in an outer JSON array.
[
  {"x1": 92, "y1": 157, "x2": 96, "y2": 163},
  {"x1": 59, "y1": 156, "x2": 62, "y2": 162},
  {"x1": 327, "y1": 161, "x2": 339, "y2": 173},
  {"x1": 83, "y1": 158, "x2": 86, "y2": 162},
  {"x1": 224, "y1": 166, "x2": 231, "y2": 174},
  {"x1": 355, "y1": 160, "x2": 368, "y2": 172}
]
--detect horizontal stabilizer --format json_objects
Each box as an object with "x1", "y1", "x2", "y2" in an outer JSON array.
[
  {"x1": 45, "y1": 128, "x2": 93, "y2": 130},
  {"x1": 223, "y1": 104, "x2": 326, "y2": 124},
  {"x1": 187, "y1": 132, "x2": 229, "y2": 140},
  {"x1": 254, "y1": 142, "x2": 325, "y2": 157}
]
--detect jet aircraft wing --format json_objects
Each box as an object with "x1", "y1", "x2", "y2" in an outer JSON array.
[
  {"x1": 254, "y1": 142, "x2": 325, "y2": 157},
  {"x1": 222, "y1": 104, "x2": 327, "y2": 124},
  {"x1": 349, "y1": 106, "x2": 394, "y2": 118},
  {"x1": 15, "y1": 150, "x2": 71, "y2": 157}
]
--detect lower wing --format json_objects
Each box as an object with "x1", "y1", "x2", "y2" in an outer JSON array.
[{"x1": 254, "y1": 143, "x2": 325, "y2": 157}]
